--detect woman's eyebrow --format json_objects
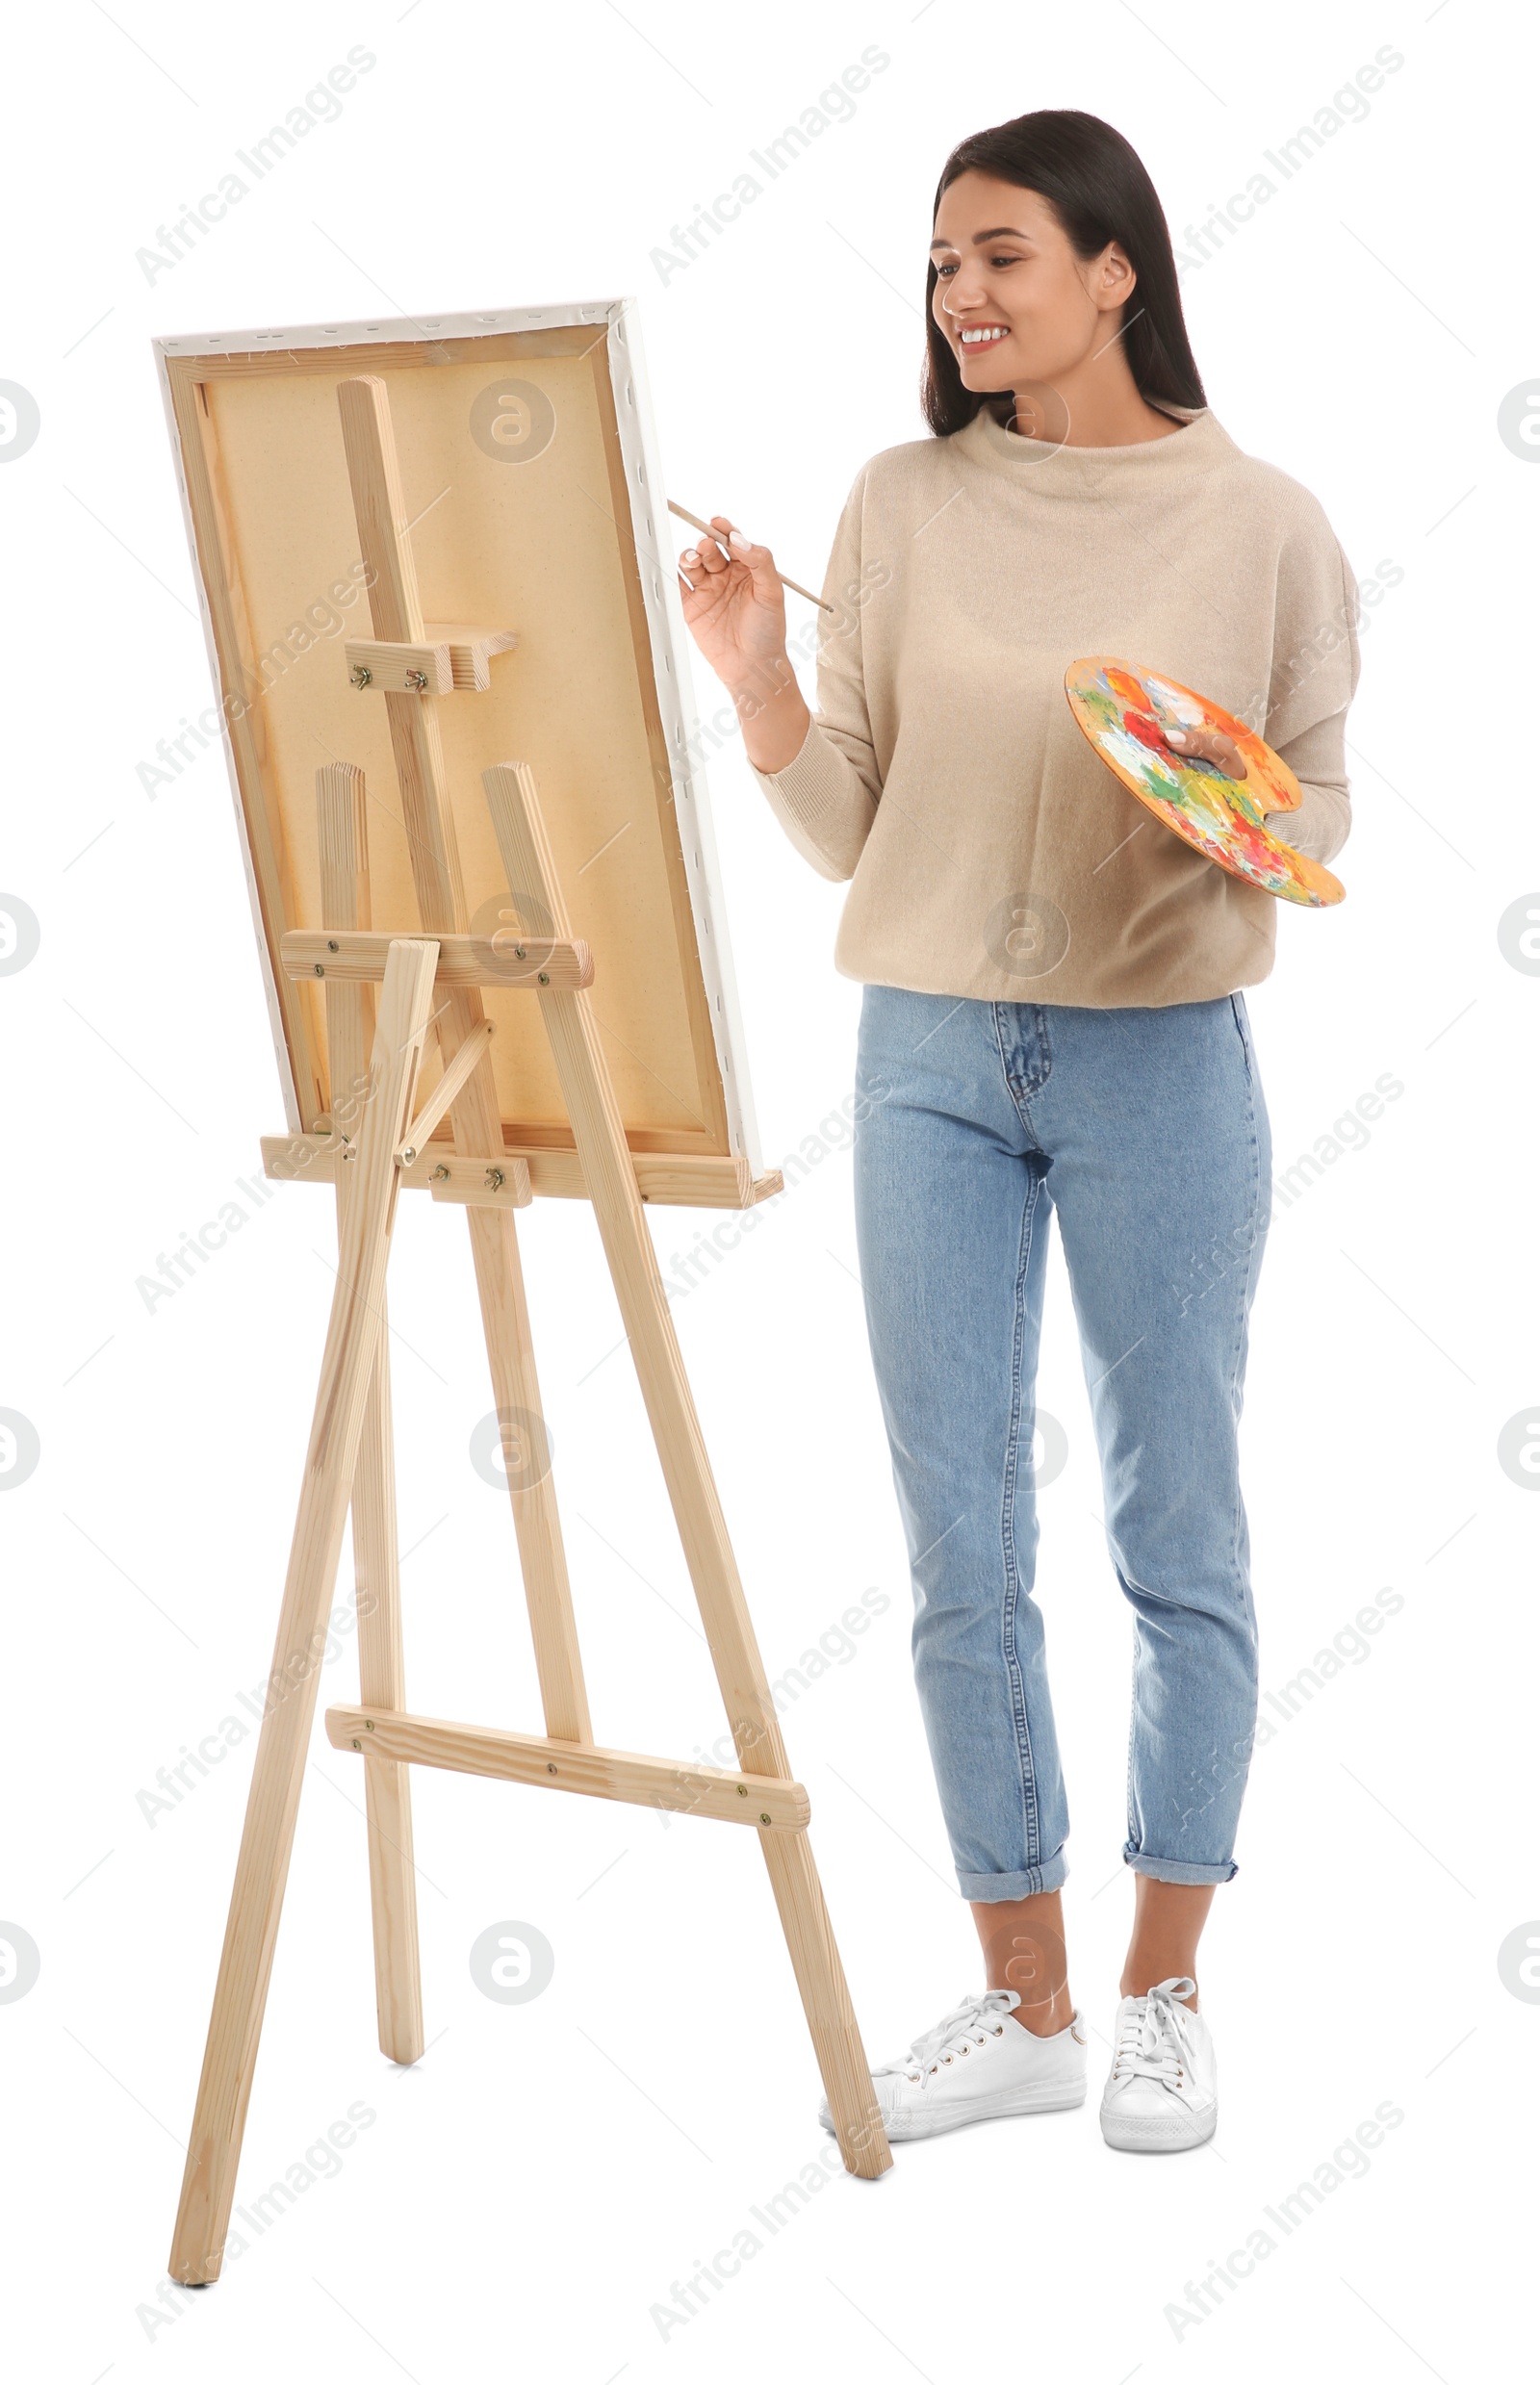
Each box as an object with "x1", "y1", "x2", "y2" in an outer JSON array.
[{"x1": 928, "y1": 226, "x2": 1032, "y2": 250}]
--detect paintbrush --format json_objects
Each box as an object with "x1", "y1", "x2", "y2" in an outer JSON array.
[{"x1": 668, "y1": 500, "x2": 833, "y2": 613}]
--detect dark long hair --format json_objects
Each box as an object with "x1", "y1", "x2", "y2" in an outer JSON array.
[{"x1": 921, "y1": 110, "x2": 1204, "y2": 436}]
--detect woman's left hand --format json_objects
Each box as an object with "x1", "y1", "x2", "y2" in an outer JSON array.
[{"x1": 1163, "y1": 722, "x2": 1247, "y2": 781}]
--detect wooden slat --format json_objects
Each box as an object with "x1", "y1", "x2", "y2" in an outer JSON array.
[
  {"x1": 263, "y1": 1136, "x2": 531, "y2": 1208},
  {"x1": 315, "y1": 765, "x2": 374, "y2": 1112},
  {"x1": 162, "y1": 326, "x2": 602, "y2": 393},
  {"x1": 760, "y1": 1831, "x2": 894, "y2": 2178},
  {"x1": 482, "y1": 757, "x2": 890, "y2": 2181},
  {"x1": 260, "y1": 1133, "x2": 778, "y2": 1210},
  {"x1": 318, "y1": 763, "x2": 423, "y2": 2071},
  {"x1": 422, "y1": 621, "x2": 520, "y2": 692},
  {"x1": 325, "y1": 1705, "x2": 810, "y2": 1830},
  {"x1": 344, "y1": 637, "x2": 454, "y2": 694},
  {"x1": 170, "y1": 937, "x2": 441, "y2": 2284},
  {"x1": 398, "y1": 1019, "x2": 496, "y2": 1162},
  {"x1": 338, "y1": 372, "x2": 592, "y2": 1750},
  {"x1": 167, "y1": 372, "x2": 324, "y2": 1128},
  {"x1": 337, "y1": 376, "x2": 463, "y2": 935},
  {"x1": 343, "y1": 626, "x2": 519, "y2": 694},
  {"x1": 281, "y1": 927, "x2": 594, "y2": 992}
]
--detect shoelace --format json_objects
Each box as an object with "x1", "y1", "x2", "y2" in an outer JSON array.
[
  {"x1": 872, "y1": 1988, "x2": 1017, "y2": 2088},
  {"x1": 1110, "y1": 1976, "x2": 1197, "y2": 2089}
]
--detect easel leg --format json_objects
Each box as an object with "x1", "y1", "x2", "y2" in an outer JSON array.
[
  {"x1": 316, "y1": 760, "x2": 425, "y2": 2068},
  {"x1": 758, "y1": 1833, "x2": 888, "y2": 2178},
  {"x1": 352, "y1": 1306, "x2": 424, "y2": 2064},
  {"x1": 482, "y1": 761, "x2": 891, "y2": 2181},
  {"x1": 168, "y1": 939, "x2": 439, "y2": 2283},
  {"x1": 464, "y1": 1203, "x2": 591, "y2": 1743}
]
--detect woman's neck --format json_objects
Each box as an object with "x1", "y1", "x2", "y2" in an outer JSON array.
[{"x1": 1002, "y1": 348, "x2": 1190, "y2": 449}]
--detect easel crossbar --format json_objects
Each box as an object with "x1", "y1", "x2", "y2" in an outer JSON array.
[
  {"x1": 261, "y1": 1133, "x2": 775, "y2": 1211},
  {"x1": 282, "y1": 927, "x2": 594, "y2": 990},
  {"x1": 324, "y1": 1705, "x2": 810, "y2": 1829}
]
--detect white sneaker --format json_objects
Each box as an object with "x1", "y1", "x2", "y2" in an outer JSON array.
[
  {"x1": 1099, "y1": 1976, "x2": 1217, "y2": 2152},
  {"x1": 818, "y1": 1988, "x2": 1087, "y2": 2143}
]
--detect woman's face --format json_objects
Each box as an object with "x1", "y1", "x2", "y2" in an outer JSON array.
[{"x1": 929, "y1": 171, "x2": 1133, "y2": 398}]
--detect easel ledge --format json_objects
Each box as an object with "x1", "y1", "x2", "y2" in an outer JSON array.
[
  {"x1": 261, "y1": 1133, "x2": 782, "y2": 1210},
  {"x1": 264, "y1": 927, "x2": 783, "y2": 1208}
]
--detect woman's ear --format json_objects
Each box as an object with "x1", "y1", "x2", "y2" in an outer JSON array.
[{"x1": 1097, "y1": 243, "x2": 1138, "y2": 309}]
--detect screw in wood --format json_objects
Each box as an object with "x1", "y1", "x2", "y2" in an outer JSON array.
[
  {"x1": 430, "y1": 1164, "x2": 449, "y2": 1181},
  {"x1": 404, "y1": 669, "x2": 428, "y2": 691},
  {"x1": 759, "y1": 1813, "x2": 772, "y2": 1826},
  {"x1": 547, "y1": 1762, "x2": 557, "y2": 1774},
  {"x1": 327, "y1": 939, "x2": 339, "y2": 952},
  {"x1": 485, "y1": 1167, "x2": 504, "y2": 1191},
  {"x1": 537, "y1": 971, "x2": 550, "y2": 985},
  {"x1": 351, "y1": 1738, "x2": 362, "y2": 1751},
  {"x1": 350, "y1": 665, "x2": 372, "y2": 688},
  {"x1": 736, "y1": 1784, "x2": 748, "y2": 1796},
  {"x1": 314, "y1": 962, "x2": 325, "y2": 977},
  {"x1": 401, "y1": 1147, "x2": 416, "y2": 1165}
]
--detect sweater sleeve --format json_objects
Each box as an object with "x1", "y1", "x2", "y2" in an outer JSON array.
[
  {"x1": 748, "y1": 471, "x2": 882, "y2": 884},
  {"x1": 1259, "y1": 526, "x2": 1361, "y2": 868}
]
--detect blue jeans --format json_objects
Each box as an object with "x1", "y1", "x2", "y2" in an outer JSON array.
[{"x1": 852, "y1": 986, "x2": 1271, "y2": 1899}]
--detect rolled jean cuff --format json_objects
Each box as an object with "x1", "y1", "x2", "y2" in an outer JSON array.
[
  {"x1": 960, "y1": 1853, "x2": 1068, "y2": 1902},
  {"x1": 1123, "y1": 1845, "x2": 1238, "y2": 1886}
]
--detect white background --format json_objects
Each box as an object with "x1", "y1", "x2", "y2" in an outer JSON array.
[{"x1": 2, "y1": 2, "x2": 1533, "y2": 2378}]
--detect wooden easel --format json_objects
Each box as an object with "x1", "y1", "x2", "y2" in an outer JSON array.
[{"x1": 167, "y1": 377, "x2": 890, "y2": 2285}]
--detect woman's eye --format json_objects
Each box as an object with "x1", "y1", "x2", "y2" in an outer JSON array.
[{"x1": 935, "y1": 261, "x2": 957, "y2": 277}]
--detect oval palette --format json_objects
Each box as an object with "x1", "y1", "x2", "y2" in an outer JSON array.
[{"x1": 1064, "y1": 656, "x2": 1345, "y2": 908}]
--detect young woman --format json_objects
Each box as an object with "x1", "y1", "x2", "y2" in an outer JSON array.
[{"x1": 677, "y1": 109, "x2": 1358, "y2": 2153}]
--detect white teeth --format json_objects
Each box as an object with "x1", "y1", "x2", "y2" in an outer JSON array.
[{"x1": 960, "y1": 327, "x2": 1008, "y2": 346}]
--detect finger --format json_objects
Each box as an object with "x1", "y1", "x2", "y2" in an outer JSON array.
[
  {"x1": 1168, "y1": 724, "x2": 1246, "y2": 781},
  {"x1": 720, "y1": 525, "x2": 783, "y2": 606},
  {"x1": 677, "y1": 541, "x2": 726, "y2": 589},
  {"x1": 701, "y1": 515, "x2": 740, "y2": 566},
  {"x1": 709, "y1": 514, "x2": 773, "y2": 573},
  {"x1": 689, "y1": 529, "x2": 731, "y2": 577},
  {"x1": 1206, "y1": 730, "x2": 1247, "y2": 781}
]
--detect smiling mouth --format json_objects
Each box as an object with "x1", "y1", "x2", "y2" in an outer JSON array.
[{"x1": 958, "y1": 325, "x2": 1010, "y2": 348}]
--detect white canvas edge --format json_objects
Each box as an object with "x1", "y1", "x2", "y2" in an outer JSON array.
[
  {"x1": 149, "y1": 295, "x2": 766, "y2": 1180},
  {"x1": 603, "y1": 299, "x2": 764, "y2": 1180}
]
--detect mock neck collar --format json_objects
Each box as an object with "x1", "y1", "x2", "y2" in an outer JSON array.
[{"x1": 955, "y1": 401, "x2": 1232, "y2": 490}]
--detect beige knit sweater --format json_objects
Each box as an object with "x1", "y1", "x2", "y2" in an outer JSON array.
[{"x1": 750, "y1": 403, "x2": 1360, "y2": 1007}]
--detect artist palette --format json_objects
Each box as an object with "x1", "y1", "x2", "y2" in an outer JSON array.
[{"x1": 1064, "y1": 657, "x2": 1345, "y2": 908}]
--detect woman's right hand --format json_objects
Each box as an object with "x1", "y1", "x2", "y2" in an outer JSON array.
[{"x1": 676, "y1": 515, "x2": 789, "y2": 696}]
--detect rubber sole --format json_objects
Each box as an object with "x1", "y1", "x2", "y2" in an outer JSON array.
[
  {"x1": 819, "y1": 2078, "x2": 1088, "y2": 2142},
  {"x1": 1098, "y1": 2102, "x2": 1218, "y2": 2154}
]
